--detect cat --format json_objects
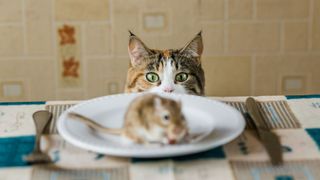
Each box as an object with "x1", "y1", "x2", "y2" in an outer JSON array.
[{"x1": 125, "y1": 31, "x2": 205, "y2": 96}]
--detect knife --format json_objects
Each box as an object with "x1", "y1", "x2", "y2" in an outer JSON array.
[{"x1": 245, "y1": 97, "x2": 283, "y2": 165}]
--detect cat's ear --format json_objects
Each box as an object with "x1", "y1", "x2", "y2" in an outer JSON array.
[
  {"x1": 179, "y1": 31, "x2": 203, "y2": 58},
  {"x1": 128, "y1": 31, "x2": 151, "y2": 67}
]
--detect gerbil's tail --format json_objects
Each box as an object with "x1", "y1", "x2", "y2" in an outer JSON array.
[{"x1": 68, "y1": 112, "x2": 122, "y2": 135}]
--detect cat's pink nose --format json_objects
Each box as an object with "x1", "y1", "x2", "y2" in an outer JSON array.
[{"x1": 163, "y1": 87, "x2": 174, "y2": 93}]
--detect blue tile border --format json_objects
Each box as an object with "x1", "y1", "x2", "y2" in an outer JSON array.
[
  {"x1": 0, "y1": 135, "x2": 35, "y2": 168},
  {"x1": 305, "y1": 128, "x2": 320, "y2": 151},
  {"x1": 0, "y1": 101, "x2": 45, "y2": 106},
  {"x1": 286, "y1": 94, "x2": 320, "y2": 100},
  {"x1": 132, "y1": 146, "x2": 225, "y2": 163}
]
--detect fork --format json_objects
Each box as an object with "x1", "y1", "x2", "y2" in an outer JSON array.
[{"x1": 23, "y1": 110, "x2": 53, "y2": 164}]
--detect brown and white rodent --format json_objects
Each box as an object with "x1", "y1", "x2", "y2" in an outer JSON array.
[{"x1": 68, "y1": 93, "x2": 188, "y2": 145}]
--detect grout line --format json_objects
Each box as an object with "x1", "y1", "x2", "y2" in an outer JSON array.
[
  {"x1": 224, "y1": 0, "x2": 229, "y2": 20},
  {"x1": 280, "y1": 21, "x2": 285, "y2": 54},
  {"x1": 0, "y1": 56, "x2": 54, "y2": 60},
  {"x1": 0, "y1": 55, "x2": 141, "y2": 61},
  {"x1": 81, "y1": 23, "x2": 88, "y2": 98},
  {"x1": 51, "y1": 0, "x2": 59, "y2": 100},
  {"x1": 0, "y1": 22, "x2": 23, "y2": 26},
  {"x1": 308, "y1": 0, "x2": 314, "y2": 51},
  {"x1": 224, "y1": 0, "x2": 229, "y2": 54},
  {"x1": 253, "y1": 0, "x2": 257, "y2": 19},
  {"x1": 224, "y1": 23, "x2": 228, "y2": 54},
  {"x1": 55, "y1": 21, "x2": 84, "y2": 26},
  {"x1": 55, "y1": 20, "x2": 111, "y2": 25},
  {"x1": 201, "y1": 51, "x2": 320, "y2": 57},
  {"x1": 56, "y1": 88, "x2": 85, "y2": 93},
  {"x1": 21, "y1": 0, "x2": 27, "y2": 56},
  {"x1": 115, "y1": 55, "x2": 131, "y2": 59},
  {"x1": 251, "y1": 55, "x2": 256, "y2": 96},
  {"x1": 85, "y1": 55, "x2": 115, "y2": 59},
  {"x1": 0, "y1": 51, "x2": 318, "y2": 61},
  {"x1": 109, "y1": 0, "x2": 115, "y2": 59},
  {"x1": 84, "y1": 21, "x2": 112, "y2": 25},
  {"x1": 201, "y1": 21, "x2": 226, "y2": 25},
  {"x1": 201, "y1": 18, "x2": 309, "y2": 24}
]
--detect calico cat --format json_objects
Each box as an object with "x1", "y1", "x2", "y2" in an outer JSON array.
[{"x1": 125, "y1": 31, "x2": 205, "y2": 96}]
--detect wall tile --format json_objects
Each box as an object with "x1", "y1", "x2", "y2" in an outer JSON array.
[
  {"x1": 312, "y1": 0, "x2": 320, "y2": 50},
  {"x1": 143, "y1": 0, "x2": 171, "y2": 9},
  {"x1": 55, "y1": 0, "x2": 109, "y2": 21},
  {"x1": 284, "y1": 22, "x2": 308, "y2": 51},
  {"x1": 25, "y1": 60, "x2": 56, "y2": 100},
  {"x1": 147, "y1": 1, "x2": 200, "y2": 50},
  {"x1": 228, "y1": 22, "x2": 280, "y2": 53},
  {"x1": 0, "y1": 59, "x2": 55, "y2": 101},
  {"x1": 257, "y1": 0, "x2": 309, "y2": 19},
  {"x1": 0, "y1": 81, "x2": 25, "y2": 99},
  {"x1": 199, "y1": 0, "x2": 224, "y2": 20},
  {"x1": 56, "y1": 91, "x2": 85, "y2": 101},
  {"x1": 85, "y1": 24, "x2": 111, "y2": 56},
  {"x1": 202, "y1": 23, "x2": 224, "y2": 55},
  {"x1": 0, "y1": 0, "x2": 22, "y2": 22},
  {"x1": 254, "y1": 55, "x2": 320, "y2": 95},
  {"x1": 86, "y1": 58, "x2": 129, "y2": 98},
  {"x1": 202, "y1": 56, "x2": 251, "y2": 96},
  {"x1": 112, "y1": 0, "x2": 140, "y2": 56},
  {"x1": 25, "y1": 0, "x2": 53, "y2": 55},
  {"x1": 0, "y1": 0, "x2": 319, "y2": 100},
  {"x1": 142, "y1": 12, "x2": 169, "y2": 33},
  {"x1": 0, "y1": 26, "x2": 23, "y2": 56},
  {"x1": 228, "y1": 0, "x2": 253, "y2": 19},
  {"x1": 57, "y1": 24, "x2": 83, "y2": 89}
]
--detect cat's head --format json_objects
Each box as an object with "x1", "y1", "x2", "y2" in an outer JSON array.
[{"x1": 125, "y1": 31, "x2": 205, "y2": 96}]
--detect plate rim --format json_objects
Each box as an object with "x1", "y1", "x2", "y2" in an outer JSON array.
[{"x1": 57, "y1": 92, "x2": 246, "y2": 158}]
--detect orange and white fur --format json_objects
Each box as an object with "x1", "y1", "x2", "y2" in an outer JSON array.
[
  {"x1": 125, "y1": 31, "x2": 205, "y2": 96},
  {"x1": 69, "y1": 94, "x2": 188, "y2": 145}
]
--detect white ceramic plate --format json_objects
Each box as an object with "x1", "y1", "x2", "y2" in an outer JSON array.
[{"x1": 57, "y1": 93, "x2": 245, "y2": 158}]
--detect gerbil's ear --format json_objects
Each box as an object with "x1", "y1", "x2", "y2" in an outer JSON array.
[
  {"x1": 179, "y1": 31, "x2": 203, "y2": 59},
  {"x1": 128, "y1": 31, "x2": 152, "y2": 67},
  {"x1": 154, "y1": 97, "x2": 162, "y2": 112}
]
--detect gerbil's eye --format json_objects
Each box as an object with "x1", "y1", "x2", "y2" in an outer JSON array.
[
  {"x1": 146, "y1": 72, "x2": 160, "y2": 83},
  {"x1": 163, "y1": 115, "x2": 170, "y2": 121}
]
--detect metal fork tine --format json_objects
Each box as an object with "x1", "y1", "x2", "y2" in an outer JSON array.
[{"x1": 23, "y1": 110, "x2": 53, "y2": 164}]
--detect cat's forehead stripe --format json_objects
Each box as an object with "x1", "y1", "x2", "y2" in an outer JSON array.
[{"x1": 162, "y1": 50, "x2": 171, "y2": 59}]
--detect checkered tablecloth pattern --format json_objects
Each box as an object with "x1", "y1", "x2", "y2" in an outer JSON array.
[{"x1": 0, "y1": 95, "x2": 320, "y2": 180}]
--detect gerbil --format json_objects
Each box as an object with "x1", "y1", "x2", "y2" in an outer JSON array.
[{"x1": 68, "y1": 94, "x2": 188, "y2": 145}]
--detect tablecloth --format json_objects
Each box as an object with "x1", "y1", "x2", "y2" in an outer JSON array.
[{"x1": 0, "y1": 94, "x2": 320, "y2": 180}]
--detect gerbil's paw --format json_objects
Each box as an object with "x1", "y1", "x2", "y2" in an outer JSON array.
[
  {"x1": 184, "y1": 133, "x2": 204, "y2": 143},
  {"x1": 143, "y1": 141, "x2": 162, "y2": 147},
  {"x1": 161, "y1": 138, "x2": 169, "y2": 145},
  {"x1": 121, "y1": 136, "x2": 136, "y2": 145}
]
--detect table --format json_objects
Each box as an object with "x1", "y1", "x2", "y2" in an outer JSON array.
[{"x1": 0, "y1": 95, "x2": 320, "y2": 180}]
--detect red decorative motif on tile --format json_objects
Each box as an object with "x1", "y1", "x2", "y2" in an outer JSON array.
[
  {"x1": 58, "y1": 25, "x2": 76, "y2": 45},
  {"x1": 62, "y1": 57, "x2": 79, "y2": 78},
  {"x1": 58, "y1": 24, "x2": 80, "y2": 79}
]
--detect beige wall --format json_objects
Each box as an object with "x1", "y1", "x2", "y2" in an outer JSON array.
[{"x1": 0, "y1": 0, "x2": 319, "y2": 101}]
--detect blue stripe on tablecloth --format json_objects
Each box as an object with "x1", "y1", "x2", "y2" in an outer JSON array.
[
  {"x1": 306, "y1": 128, "x2": 320, "y2": 151},
  {"x1": 0, "y1": 101, "x2": 45, "y2": 106},
  {"x1": 131, "y1": 146, "x2": 225, "y2": 163},
  {"x1": 0, "y1": 135, "x2": 35, "y2": 168},
  {"x1": 286, "y1": 94, "x2": 320, "y2": 100}
]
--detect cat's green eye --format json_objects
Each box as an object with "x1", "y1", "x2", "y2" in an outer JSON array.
[
  {"x1": 175, "y1": 73, "x2": 188, "y2": 82},
  {"x1": 146, "y1": 72, "x2": 160, "y2": 83}
]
